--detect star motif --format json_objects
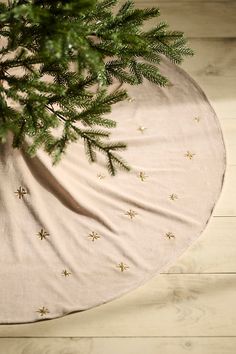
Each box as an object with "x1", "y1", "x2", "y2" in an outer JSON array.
[
  {"x1": 116, "y1": 262, "x2": 129, "y2": 272},
  {"x1": 165, "y1": 232, "x2": 175, "y2": 239},
  {"x1": 185, "y1": 151, "x2": 195, "y2": 160},
  {"x1": 124, "y1": 209, "x2": 138, "y2": 219},
  {"x1": 128, "y1": 97, "x2": 135, "y2": 102},
  {"x1": 137, "y1": 126, "x2": 147, "y2": 133},
  {"x1": 138, "y1": 171, "x2": 148, "y2": 181},
  {"x1": 88, "y1": 231, "x2": 100, "y2": 242},
  {"x1": 97, "y1": 173, "x2": 106, "y2": 180},
  {"x1": 194, "y1": 116, "x2": 201, "y2": 122},
  {"x1": 61, "y1": 269, "x2": 71, "y2": 277},
  {"x1": 37, "y1": 228, "x2": 50, "y2": 240},
  {"x1": 14, "y1": 186, "x2": 28, "y2": 199},
  {"x1": 36, "y1": 306, "x2": 50, "y2": 317},
  {"x1": 170, "y1": 193, "x2": 178, "y2": 201}
]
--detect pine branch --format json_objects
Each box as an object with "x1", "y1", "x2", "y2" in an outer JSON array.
[{"x1": 0, "y1": 0, "x2": 194, "y2": 175}]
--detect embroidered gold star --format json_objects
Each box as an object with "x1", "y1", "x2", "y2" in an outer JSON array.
[
  {"x1": 138, "y1": 171, "x2": 148, "y2": 181},
  {"x1": 61, "y1": 269, "x2": 71, "y2": 277},
  {"x1": 97, "y1": 173, "x2": 106, "y2": 180},
  {"x1": 128, "y1": 97, "x2": 135, "y2": 102},
  {"x1": 185, "y1": 151, "x2": 195, "y2": 160},
  {"x1": 37, "y1": 228, "x2": 50, "y2": 240},
  {"x1": 36, "y1": 306, "x2": 50, "y2": 316},
  {"x1": 14, "y1": 186, "x2": 28, "y2": 199},
  {"x1": 137, "y1": 126, "x2": 147, "y2": 133},
  {"x1": 170, "y1": 194, "x2": 178, "y2": 201},
  {"x1": 116, "y1": 262, "x2": 129, "y2": 272},
  {"x1": 88, "y1": 231, "x2": 100, "y2": 242},
  {"x1": 165, "y1": 232, "x2": 175, "y2": 239},
  {"x1": 194, "y1": 116, "x2": 201, "y2": 122},
  {"x1": 125, "y1": 209, "x2": 138, "y2": 219}
]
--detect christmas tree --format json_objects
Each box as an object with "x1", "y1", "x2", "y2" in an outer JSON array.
[{"x1": 0, "y1": 0, "x2": 193, "y2": 175}]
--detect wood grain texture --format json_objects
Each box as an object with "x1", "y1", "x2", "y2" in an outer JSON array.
[
  {"x1": 181, "y1": 39, "x2": 236, "y2": 119},
  {"x1": 0, "y1": 274, "x2": 236, "y2": 337},
  {"x1": 183, "y1": 39, "x2": 236, "y2": 78},
  {"x1": 220, "y1": 119, "x2": 236, "y2": 165},
  {"x1": 0, "y1": 337, "x2": 236, "y2": 354},
  {"x1": 1, "y1": 1, "x2": 235, "y2": 353},
  {"x1": 213, "y1": 166, "x2": 236, "y2": 216},
  {"x1": 117, "y1": 1, "x2": 236, "y2": 37},
  {"x1": 167, "y1": 216, "x2": 236, "y2": 274}
]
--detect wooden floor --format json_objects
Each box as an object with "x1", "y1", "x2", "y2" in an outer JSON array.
[{"x1": 0, "y1": 1, "x2": 236, "y2": 353}]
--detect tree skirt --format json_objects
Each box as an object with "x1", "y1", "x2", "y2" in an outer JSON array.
[{"x1": 0, "y1": 57, "x2": 226, "y2": 324}]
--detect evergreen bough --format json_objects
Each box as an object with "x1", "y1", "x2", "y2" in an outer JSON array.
[{"x1": 0, "y1": 0, "x2": 193, "y2": 175}]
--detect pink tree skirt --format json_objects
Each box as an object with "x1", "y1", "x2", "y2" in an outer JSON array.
[{"x1": 0, "y1": 57, "x2": 226, "y2": 324}]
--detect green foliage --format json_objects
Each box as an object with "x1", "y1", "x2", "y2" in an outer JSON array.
[{"x1": 0, "y1": 0, "x2": 193, "y2": 175}]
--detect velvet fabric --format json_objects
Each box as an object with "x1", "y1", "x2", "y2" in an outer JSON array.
[{"x1": 0, "y1": 57, "x2": 226, "y2": 324}]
